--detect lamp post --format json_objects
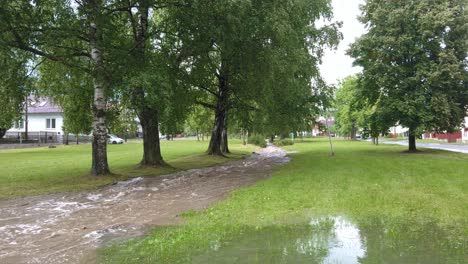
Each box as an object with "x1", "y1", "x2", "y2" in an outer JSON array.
[{"x1": 325, "y1": 117, "x2": 335, "y2": 156}]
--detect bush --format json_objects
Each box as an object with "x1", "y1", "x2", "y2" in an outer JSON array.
[
  {"x1": 248, "y1": 134, "x2": 267, "y2": 148},
  {"x1": 274, "y1": 139, "x2": 294, "y2": 147}
]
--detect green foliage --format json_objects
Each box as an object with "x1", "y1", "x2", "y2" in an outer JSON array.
[
  {"x1": 248, "y1": 134, "x2": 267, "y2": 148},
  {"x1": 0, "y1": 49, "x2": 31, "y2": 133},
  {"x1": 164, "y1": 0, "x2": 341, "y2": 142},
  {"x1": 334, "y1": 76, "x2": 361, "y2": 137},
  {"x1": 274, "y1": 139, "x2": 294, "y2": 147},
  {"x1": 185, "y1": 105, "x2": 214, "y2": 136},
  {"x1": 38, "y1": 61, "x2": 93, "y2": 135},
  {"x1": 349, "y1": 0, "x2": 468, "y2": 136},
  {"x1": 107, "y1": 107, "x2": 139, "y2": 138}
]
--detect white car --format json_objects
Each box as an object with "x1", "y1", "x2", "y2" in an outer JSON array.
[{"x1": 107, "y1": 134, "x2": 124, "y2": 144}]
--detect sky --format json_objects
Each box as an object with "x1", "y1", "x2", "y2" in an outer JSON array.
[{"x1": 319, "y1": 0, "x2": 367, "y2": 86}]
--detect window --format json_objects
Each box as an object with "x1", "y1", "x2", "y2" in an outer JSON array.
[
  {"x1": 14, "y1": 120, "x2": 24, "y2": 129},
  {"x1": 46, "y1": 118, "x2": 56, "y2": 129}
]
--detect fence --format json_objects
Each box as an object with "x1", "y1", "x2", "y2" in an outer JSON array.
[{"x1": 2, "y1": 132, "x2": 92, "y2": 144}]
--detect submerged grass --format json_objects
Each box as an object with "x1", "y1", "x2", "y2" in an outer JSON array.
[
  {"x1": 102, "y1": 138, "x2": 468, "y2": 263},
  {"x1": 0, "y1": 139, "x2": 256, "y2": 199}
]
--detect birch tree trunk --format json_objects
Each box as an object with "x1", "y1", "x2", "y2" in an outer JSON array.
[{"x1": 88, "y1": 0, "x2": 110, "y2": 175}]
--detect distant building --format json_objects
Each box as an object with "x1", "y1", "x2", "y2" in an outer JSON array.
[
  {"x1": 5, "y1": 97, "x2": 64, "y2": 142},
  {"x1": 389, "y1": 124, "x2": 409, "y2": 138},
  {"x1": 312, "y1": 116, "x2": 334, "y2": 136},
  {"x1": 393, "y1": 117, "x2": 468, "y2": 143},
  {"x1": 462, "y1": 117, "x2": 468, "y2": 143}
]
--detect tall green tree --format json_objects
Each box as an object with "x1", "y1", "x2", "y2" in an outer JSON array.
[
  {"x1": 335, "y1": 76, "x2": 361, "y2": 139},
  {"x1": 350, "y1": 0, "x2": 468, "y2": 151},
  {"x1": 166, "y1": 0, "x2": 340, "y2": 155},
  {"x1": 0, "y1": 0, "x2": 117, "y2": 174}
]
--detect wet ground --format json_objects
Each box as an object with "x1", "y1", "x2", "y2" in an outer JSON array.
[
  {"x1": 192, "y1": 216, "x2": 467, "y2": 264},
  {"x1": 0, "y1": 146, "x2": 290, "y2": 264}
]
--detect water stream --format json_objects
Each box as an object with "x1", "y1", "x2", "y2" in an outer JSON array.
[{"x1": 0, "y1": 146, "x2": 290, "y2": 264}]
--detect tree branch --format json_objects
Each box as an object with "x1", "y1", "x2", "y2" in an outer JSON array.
[{"x1": 196, "y1": 100, "x2": 216, "y2": 110}]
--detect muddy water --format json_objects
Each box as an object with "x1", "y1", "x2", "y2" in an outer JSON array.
[
  {"x1": 191, "y1": 216, "x2": 467, "y2": 264},
  {"x1": 0, "y1": 146, "x2": 290, "y2": 264}
]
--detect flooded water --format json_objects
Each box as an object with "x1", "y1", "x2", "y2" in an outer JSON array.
[
  {"x1": 192, "y1": 216, "x2": 467, "y2": 264},
  {"x1": 0, "y1": 146, "x2": 290, "y2": 264}
]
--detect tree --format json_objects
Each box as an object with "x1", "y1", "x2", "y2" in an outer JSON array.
[
  {"x1": 0, "y1": 0, "x2": 117, "y2": 174},
  {"x1": 185, "y1": 105, "x2": 214, "y2": 141},
  {"x1": 37, "y1": 60, "x2": 94, "y2": 145},
  {"x1": 166, "y1": 0, "x2": 340, "y2": 155},
  {"x1": 0, "y1": 49, "x2": 30, "y2": 138},
  {"x1": 334, "y1": 76, "x2": 361, "y2": 139},
  {"x1": 350, "y1": 0, "x2": 468, "y2": 152},
  {"x1": 107, "y1": 106, "x2": 139, "y2": 141}
]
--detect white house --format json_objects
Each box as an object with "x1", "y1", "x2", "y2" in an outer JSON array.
[
  {"x1": 462, "y1": 117, "x2": 468, "y2": 143},
  {"x1": 6, "y1": 97, "x2": 64, "y2": 142},
  {"x1": 389, "y1": 124, "x2": 409, "y2": 137}
]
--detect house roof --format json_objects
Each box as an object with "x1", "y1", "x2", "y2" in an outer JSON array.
[{"x1": 26, "y1": 97, "x2": 63, "y2": 114}]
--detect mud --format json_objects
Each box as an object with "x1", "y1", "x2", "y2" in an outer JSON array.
[{"x1": 0, "y1": 146, "x2": 289, "y2": 264}]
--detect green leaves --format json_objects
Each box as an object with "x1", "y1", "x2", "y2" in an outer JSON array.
[
  {"x1": 350, "y1": 0, "x2": 468, "y2": 136},
  {"x1": 0, "y1": 48, "x2": 31, "y2": 130}
]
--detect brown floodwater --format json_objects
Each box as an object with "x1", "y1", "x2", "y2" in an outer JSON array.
[{"x1": 0, "y1": 146, "x2": 290, "y2": 264}]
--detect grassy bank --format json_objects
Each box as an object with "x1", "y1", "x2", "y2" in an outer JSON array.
[
  {"x1": 102, "y1": 138, "x2": 468, "y2": 263},
  {"x1": 0, "y1": 139, "x2": 256, "y2": 199}
]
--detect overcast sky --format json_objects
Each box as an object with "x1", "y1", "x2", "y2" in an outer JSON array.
[{"x1": 319, "y1": 0, "x2": 367, "y2": 86}]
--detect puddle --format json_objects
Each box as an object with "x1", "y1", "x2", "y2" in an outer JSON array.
[{"x1": 191, "y1": 216, "x2": 467, "y2": 264}]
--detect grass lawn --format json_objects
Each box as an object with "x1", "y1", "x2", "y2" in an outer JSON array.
[
  {"x1": 0, "y1": 139, "x2": 256, "y2": 199},
  {"x1": 102, "y1": 138, "x2": 468, "y2": 263}
]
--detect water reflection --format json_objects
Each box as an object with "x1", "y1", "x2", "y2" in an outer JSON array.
[{"x1": 191, "y1": 216, "x2": 467, "y2": 264}]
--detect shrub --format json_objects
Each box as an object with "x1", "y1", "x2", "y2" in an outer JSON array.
[
  {"x1": 248, "y1": 134, "x2": 267, "y2": 148},
  {"x1": 274, "y1": 139, "x2": 294, "y2": 146}
]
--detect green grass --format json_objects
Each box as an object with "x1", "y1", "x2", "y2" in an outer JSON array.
[
  {"x1": 0, "y1": 139, "x2": 257, "y2": 199},
  {"x1": 101, "y1": 138, "x2": 468, "y2": 263}
]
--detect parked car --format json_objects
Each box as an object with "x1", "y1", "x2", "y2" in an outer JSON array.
[{"x1": 107, "y1": 134, "x2": 124, "y2": 144}]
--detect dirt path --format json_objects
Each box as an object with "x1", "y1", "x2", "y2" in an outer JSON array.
[{"x1": 0, "y1": 146, "x2": 289, "y2": 264}]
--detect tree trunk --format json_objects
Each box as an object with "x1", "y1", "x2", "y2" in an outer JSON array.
[
  {"x1": 196, "y1": 128, "x2": 200, "y2": 141},
  {"x1": 64, "y1": 132, "x2": 69, "y2": 145},
  {"x1": 242, "y1": 129, "x2": 247, "y2": 145},
  {"x1": 89, "y1": 0, "x2": 110, "y2": 176},
  {"x1": 129, "y1": 4, "x2": 166, "y2": 167},
  {"x1": 408, "y1": 129, "x2": 417, "y2": 152},
  {"x1": 24, "y1": 97, "x2": 28, "y2": 140},
  {"x1": 350, "y1": 122, "x2": 356, "y2": 140},
  {"x1": 76, "y1": 134, "x2": 79, "y2": 145},
  {"x1": 208, "y1": 106, "x2": 226, "y2": 155},
  {"x1": 207, "y1": 68, "x2": 229, "y2": 156},
  {"x1": 221, "y1": 114, "x2": 230, "y2": 153},
  {"x1": 139, "y1": 107, "x2": 166, "y2": 166}
]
